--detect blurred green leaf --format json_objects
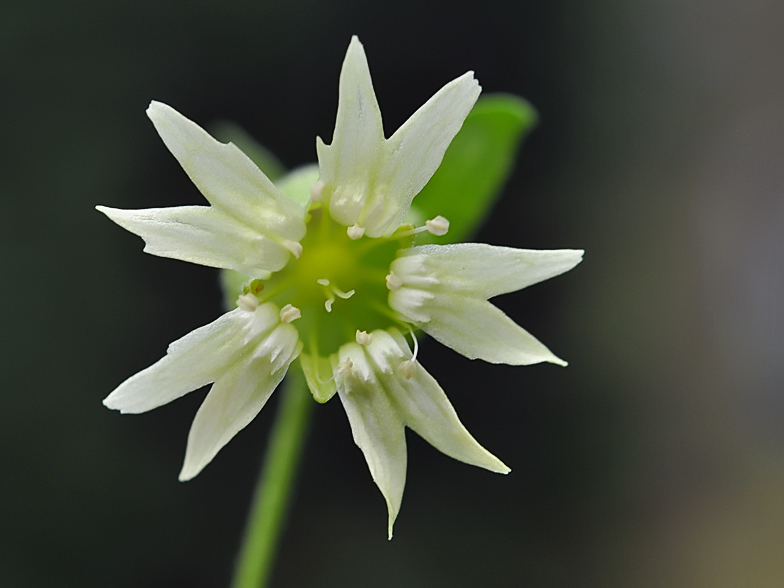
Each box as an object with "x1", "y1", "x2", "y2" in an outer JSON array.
[
  {"x1": 210, "y1": 121, "x2": 287, "y2": 181},
  {"x1": 277, "y1": 164, "x2": 319, "y2": 207},
  {"x1": 411, "y1": 94, "x2": 537, "y2": 244},
  {"x1": 220, "y1": 268, "x2": 249, "y2": 311}
]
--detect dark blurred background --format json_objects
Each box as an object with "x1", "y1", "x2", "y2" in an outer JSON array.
[{"x1": 2, "y1": 0, "x2": 784, "y2": 586}]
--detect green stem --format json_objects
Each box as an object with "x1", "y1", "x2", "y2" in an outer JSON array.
[{"x1": 231, "y1": 367, "x2": 313, "y2": 588}]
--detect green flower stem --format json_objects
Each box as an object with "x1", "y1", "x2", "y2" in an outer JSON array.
[{"x1": 232, "y1": 366, "x2": 313, "y2": 588}]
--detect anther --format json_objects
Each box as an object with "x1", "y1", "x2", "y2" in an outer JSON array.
[
  {"x1": 394, "y1": 216, "x2": 450, "y2": 239},
  {"x1": 336, "y1": 359, "x2": 354, "y2": 377},
  {"x1": 279, "y1": 304, "x2": 301, "y2": 323},
  {"x1": 347, "y1": 224, "x2": 365, "y2": 240},
  {"x1": 248, "y1": 279, "x2": 264, "y2": 295},
  {"x1": 399, "y1": 359, "x2": 417, "y2": 379},
  {"x1": 425, "y1": 215, "x2": 450, "y2": 236},
  {"x1": 237, "y1": 293, "x2": 259, "y2": 312},
  {"x1": 399, "y1": 329, "x2": 419, "y2": 379},
  {"x1": 356, "y1": 330, "x2": 373, "y2": 345},
  {"x1": 333, "y1": 287, "x2": 355, "y2": 300},
  {"x1": 386, "y1": 271, "x2": 403, "y2": 290},
  {"x1": 310, "y1": 180, "x2": 325, "y2": 204},
  {"x1": 282, "y1": 240, "x2": 303, "y2": 259},
  {"x1": 320, "y1": 280, "x2": 354, "y2": 308}
]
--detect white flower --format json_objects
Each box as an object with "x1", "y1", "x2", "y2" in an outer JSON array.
[{"x1": 99, "y1": 36, "x2": 582, "y2": 536}]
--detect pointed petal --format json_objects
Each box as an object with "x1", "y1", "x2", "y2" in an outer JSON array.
[
  {"x1": 318, "y1": 38, "x2": 481, "y2": 238},
  {"x1": 103, "y1": 309, "x2": 260, "y2": 414},
  {"x1": 394, "y1": 244, "x2": 584, "y2": 299},
  {"x1": 299, "y1": 352, "x2": 337, "y2": 403},
  {"x1": 146, "y1": 101, "x2": 305, "y2": 241},
  {"x1": 178, "y1": 322, "x2": 300, "y2": 481},
  {"x1": 393, "y1": 292, "x2": 566, "y2": 366},
  {"x1": 334, "y1": 344, "x2": 407, "y2": 539},
  {"x1": 96, "y1": 205, "x2": 292, "y2": 275},
  {"x1": 361, "y1": 73, "x2": 481, "y2": 236},
  {"x1": 317, "y1": 36, "x2": 385, "y2": 229},
  {"x1": 383, "y1": 361, "x2": 509, "y2": 474}
]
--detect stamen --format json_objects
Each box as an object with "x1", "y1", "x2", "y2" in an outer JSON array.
[
  {"x1": 407, "y1": 326, "x2": 420, "y2": 362},
  {"x1": 386, "y1": 271, "x2": 403, "y2": 290},
  {"x1": 282, "y1": 240, "x2": 303, "y2": 259},
  {"x1": 425, "y1": 215, "x2": 450, "y2": 236},
  {"x1": 248, "y1": 279, "x2": 264, "y2": 295},
  {"x1": 319, "y1": 279, "x2": 354, "y2": 308},
  {"x1": 356, "y1": 330, "x2": 373, "y2": 345},
  {"x1": 393, "y1": 216, "x2": 450, "y2": 239},
  {"x1": 237, "y1": 293, "x2": 259, "y2": 312},
  {"x1": 347, "y1": 224, "x2": 365, "y2": 240},
  {"x1": 310, "y1": 180, "x2": 325, "y2": 204},
  {"x1": 399, "y1": 360, "x2": 417, "y2": 379},
  {"x1": 332, "y1": 286, "x2": 355, "y2": 300},
  {"x1": 336, "y1": 359, "x2": 354, "y2": 377},
  {"x1": 399, "y1": 326, "x2": 420, "y2": 379},
  {"x1": 279, "y1": 304, "x2": 301, "y2": 323}
]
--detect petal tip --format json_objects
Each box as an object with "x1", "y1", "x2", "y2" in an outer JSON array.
[
  {"x1": 387, "y1": 515, "x2": 396, "y2": 541},
  {"x1": 146, "y1": 101, "x2": 182, "y2": 131},
  {"x1": 146, "y1": 100, "x2": 169, "y2": 118},
  {"x1": 343, "y1": 35, "x2": 371, "y2": 75},
  {"x1": 95, "y1": 204, "x2": 116, "y2": 217},
  {"x1": 102, "y1": 390, "x2": 136, "y2": 413},
  {"x1": 178, "y1": 463, "x2": 199, "y2": 482},
  {"x1": 102, "y1": 394, "x2": 141, "y2": 415}
]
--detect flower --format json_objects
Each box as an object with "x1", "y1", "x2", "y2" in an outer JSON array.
[{"x1": 99, "y1": 36, "x2": 583, "y2": 538}]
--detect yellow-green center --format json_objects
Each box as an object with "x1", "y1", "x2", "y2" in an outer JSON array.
[{"x1": 258, "y1": 207, "x2": 411, "y2": 357}]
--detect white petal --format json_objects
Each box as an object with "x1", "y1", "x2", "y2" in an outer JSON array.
[
  {"x1": 394, "y1": 244, "x2": 584, "y2": 299},
  {"x1": 250, "y1": 321, "x2": 302, "y2": 372},
  {"x1": 147, "y1": 101, "x2": 305, "y2": 242},
  {"x1": 369, "y1": 330, "x2": 508, "y2": 473},
  {"x1": 96, "y1": 205, "x2": 292, "y2": 275},
  {"x1": 382, "y1": 362, "x2": 509, "y2": 474},
  {"x1": 316, "y1": 36, "x2": 385, "y2": 229},
  {"x1": 334, "y1": 343, "x2": 407, "y2": 539},
  {"x1": 103, "y1": 309, "x2": 262, "y2": 414},
  {"x1": 388, "y1": 287, "x2": 434, "y2": 323},
  {"x1": 400, "y1": 293, "x2": 567, "y2": 366},
  {"x1": 318, "y1": 38, "x2": 481, "y2": 238},
  {"x1": 362, "y1": 73, "x2": 481, "y2": 236},
  {"x1": 178, "y1": 324, "x2": 300, "y2": 481},
  {"x1": 334, "y1": 329, "x2": 510, "y2": 537}
]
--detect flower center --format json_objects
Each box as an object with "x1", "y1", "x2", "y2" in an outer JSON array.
[{"x1": 257, "y1": 207, "x2": 410, "y2": 357}]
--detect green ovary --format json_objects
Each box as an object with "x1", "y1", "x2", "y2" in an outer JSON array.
[{"x1": 260, "y1": 207, "x2": 407, "y2": 357}]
